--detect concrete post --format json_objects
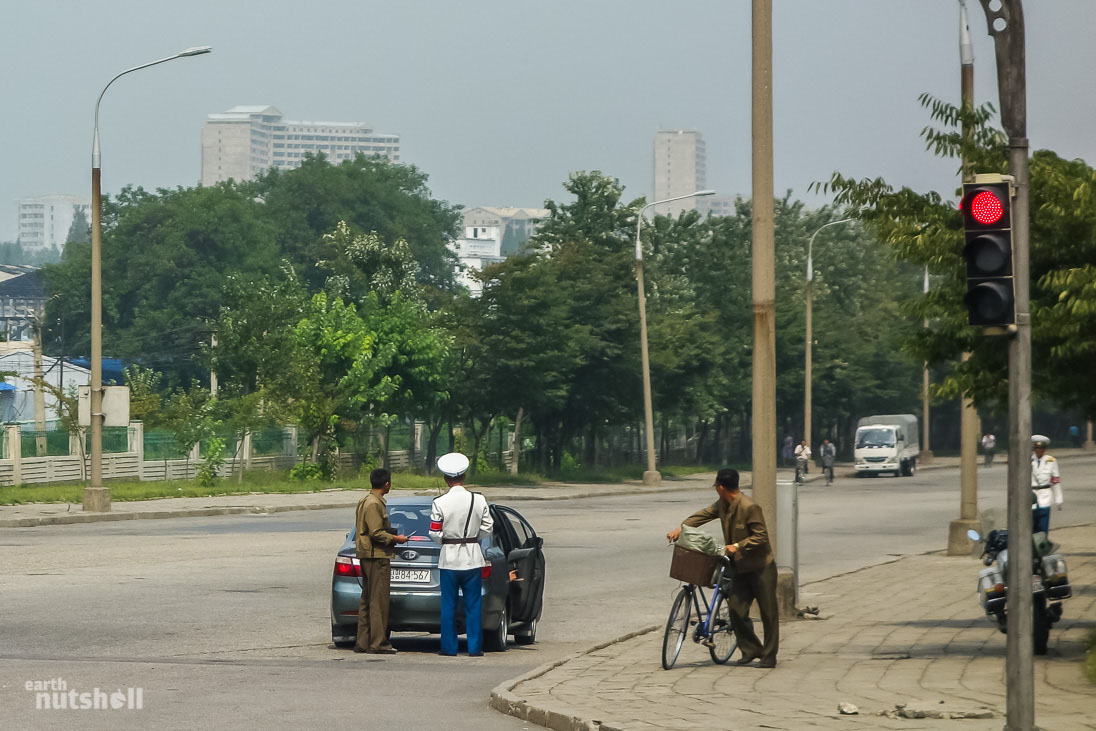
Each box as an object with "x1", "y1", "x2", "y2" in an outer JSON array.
[
  {"x1": 1084, "y1": 420, "x2": 1095, "y2": 451},
  {"x1": 5, "y1": 425, "x2": 21, "y2": 486},
  {"x1": 130, "y1": 421, "x2": 144, "y2": 480}
]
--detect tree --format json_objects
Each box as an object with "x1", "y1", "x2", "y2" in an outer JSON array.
[{"x1": 66, "y1": 207, "x2": 90, "y2": 245}]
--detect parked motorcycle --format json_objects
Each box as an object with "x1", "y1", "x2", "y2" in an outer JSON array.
[{"x1": 967, "y1": 528, "x2": 1072, "y2": 655}]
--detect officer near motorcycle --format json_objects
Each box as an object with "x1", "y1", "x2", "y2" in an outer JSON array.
[
  {"x1": 429, "y1": 452, "x2": 494, "y2": 656},
  {"x1": 1031, "y1": 435, "x2": 1063, "y2": 534}
]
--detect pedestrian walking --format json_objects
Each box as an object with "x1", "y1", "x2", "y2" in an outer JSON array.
[
  {"x1": 794, "y1": 440, "x2": 811, "y2": 484},
  {"x1": 353, "y1": 468, "x2": 408, "y2": 654},
  {"x1": 1031, "y1": 435, "x2": 1063, "y2": 534},
  {"x1": 781, "y1": 435, "x2": 794, "y2": 467},
  {"x1": 429, "y1": 452, "x2": 493, "y2": 656},
  {"x1": 665, "y1": 468, "x2": 778, "y2": 667},
  {"x1": 819, "y1": 438, "x2": 836, "y2": 485},
  {"x1": 981, "y1": 432, "x2": 996, "y2": 467}
]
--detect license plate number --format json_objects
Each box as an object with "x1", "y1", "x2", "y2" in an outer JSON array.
[{"x1": 391, "y1": 568, "x2": 430, "y2": 583}]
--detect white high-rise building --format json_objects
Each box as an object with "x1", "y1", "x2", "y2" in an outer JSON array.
[
  {"x1": 15, "y1": 195, "x2": 88, "y2": 253},
  {"x1": 652, "y1": 130, "x2": 707, "y2": 218},
  {"x1": 201, "y1": 106, "x2": 400, "y2": 186}
]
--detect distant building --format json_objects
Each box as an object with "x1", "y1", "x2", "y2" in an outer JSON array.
[
  {"x1": 16, "y1": 195, "x2": 88, "y2": 253},
  {"x1": 652, "y1": 130, "x2": 707, "y2": 218},
  {"x1": 450, "y1": 225, "x2": 506, "y2": 293},
  {"x1": 0, "y1": 266, "x2": 45, "y2": 341},
  {"x1": 460, "y1": 206, "x2": 548, "y2": 256},
  {"x1": 700, "y1": 194, "x2": 736, "y2": 218},
  {"x1": 0, "y1": 343, "x2": 89, "y2": 428},
  {"x1": 201, "y1": 105, "x2": 400, "y2": 186}
]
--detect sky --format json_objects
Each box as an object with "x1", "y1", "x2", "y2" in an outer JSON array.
[{"x1": 3, "y1": 0, "x2": 1095, "y2": 241}]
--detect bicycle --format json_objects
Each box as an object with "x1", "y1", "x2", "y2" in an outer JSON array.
[{"x1": 661, "y1": 555, "x2": 739, "y2": 669}]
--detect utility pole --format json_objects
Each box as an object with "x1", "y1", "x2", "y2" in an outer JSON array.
[
  {"x1": 977, "y1": 1, "x2": 1034, "y2": 728},
  {"x1": 921, "y1": 266, "x2": 933, "y2": 463},
  {"x1": 33, "y1": 335, "x2": 47, "y2": 456},
  {"x1": 949, "y1": 0, "x2": 980, "y2": 555},
  {"x1": 751, "y1": 0, "x2": 793, "y2": 616}
]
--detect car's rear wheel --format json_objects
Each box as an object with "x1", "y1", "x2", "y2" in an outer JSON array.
[
  {"x1": 332, "y1": 624, "x2": 355, "y2": 649},
  {"x1": 485, "y1": 606, "x2": 509, "y2": 652},
  {"x1": 514, "y1": 617, "x2": 538, "y2": 645}
]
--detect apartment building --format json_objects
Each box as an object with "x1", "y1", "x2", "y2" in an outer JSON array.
[
  {"x1": 652, "y1": 130, "x2": 707, "y2": 218},
  {"x1": 201, "y1": 105, "x2": 400, "y2": 185},
  {"x1": 15, "y1": 195, "x2": 88, "y2": 253}
]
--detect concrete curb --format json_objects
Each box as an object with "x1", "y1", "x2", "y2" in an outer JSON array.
[{"x1": 489, "y1": 624, "x2": 660, "y2": 731}]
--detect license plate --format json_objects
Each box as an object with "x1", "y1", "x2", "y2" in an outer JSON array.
[{"x1": 391, "y1": 568, "x2": 430, "y2": 583}]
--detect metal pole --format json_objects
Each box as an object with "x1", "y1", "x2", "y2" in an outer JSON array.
[
  {"x1": 803, "y1": 218, "x2": 851, "y2": 449},
  {"x1": 921, "y1": 267, "x2": 934, "y2": 463},
  {"x1": 634, "y1": 190, "x2": 713, "y2": 486},
  {"x1": 976, "y1": 1, "x2": 1033, "y2": 726},
  {"x1": 82, "y1": 46, "x2": 211, "y2": 513}
]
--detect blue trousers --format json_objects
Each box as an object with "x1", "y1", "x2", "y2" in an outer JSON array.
[
  {"x1": 1033, "y1": 506, "x2": 1051, "y2": 534},
  {"x1": 440, "y1": 568, "x2": 483, "y2": 655}
]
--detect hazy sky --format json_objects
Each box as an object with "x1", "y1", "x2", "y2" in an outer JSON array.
[{"x1": 4, "y1": 1, "x2": 1095, "y2": 241}]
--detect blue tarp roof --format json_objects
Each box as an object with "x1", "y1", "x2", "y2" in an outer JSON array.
[{"x1": 0, "y1": 382, "x2": 16, "y2": 391}]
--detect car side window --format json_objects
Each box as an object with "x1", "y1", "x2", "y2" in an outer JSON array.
[{"x1": 500, "y1": 507, "x2": 535, "y2": 549}]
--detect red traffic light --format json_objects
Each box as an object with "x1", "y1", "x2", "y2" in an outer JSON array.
[{"x1": 968, "y1": 191, "x2": 1004, "y2": 225}]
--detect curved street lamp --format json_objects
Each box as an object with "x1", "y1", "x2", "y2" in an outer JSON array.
[
  {"x1": 635, "y1": 189, "x2": 715, "y2": 485},
  {"x1": 803, "y1": 217, "x2": 853, "y2": 451},
  {"x1": 85, "y1": 46, "x2": 212, "y2": 512}
]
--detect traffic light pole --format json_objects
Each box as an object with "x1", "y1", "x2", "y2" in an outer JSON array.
[{"x1": 977, "y1": 1, "x2": 1033, "y2": 728}]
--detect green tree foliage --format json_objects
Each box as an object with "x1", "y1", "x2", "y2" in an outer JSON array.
[
  {"x1": 66, "y1": 207, "x2": 90, "y2": 245},
  {"x1": 819, "y1": 95, "x2": 1096, "y2": 417}
]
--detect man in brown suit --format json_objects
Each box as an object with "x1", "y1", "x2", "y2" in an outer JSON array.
[
  {"x1": 354, "y1": 468, "x2": 407, "y2": 654},
  {"x1": 666, "y1": 468, "x2": 778, "y2": 667}
]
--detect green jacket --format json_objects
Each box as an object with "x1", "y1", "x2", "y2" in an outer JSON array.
[
  {"x1": 682, "y1": 492, "x2": 774, "y2": 574},
  {"x1": 355, "y1": 493, "x2": 398, "y2": 559}
]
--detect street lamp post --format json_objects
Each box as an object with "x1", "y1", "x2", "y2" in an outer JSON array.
[
  {"x1": 84, "y1": 46, "x2": 212, "y2": 513},
  {"x1": 635, "y1": 190, "x2": 715, "y2": 485},
  {"x1": 803, "y1": 218, "x2": 852, "y2": 450}
]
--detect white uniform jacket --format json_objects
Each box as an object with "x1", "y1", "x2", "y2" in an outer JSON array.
[
  {"x1": 1031, "y1": 454, "x2": 1063, "y2": 508},
  {"x1": 429, "y1": 484, "x2": 493, "y2": 570}
]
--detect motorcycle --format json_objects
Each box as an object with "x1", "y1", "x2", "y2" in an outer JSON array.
[{"x1": 967, "y1": 528, "x2": 1072, "y2": 655}]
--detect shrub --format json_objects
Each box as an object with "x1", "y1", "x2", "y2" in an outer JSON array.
[{"x1": 195, "y1": 437, "x2": 226, "y2": 487}]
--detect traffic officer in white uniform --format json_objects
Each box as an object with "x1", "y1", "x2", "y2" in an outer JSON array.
[
  {"x1": 1031, "y1": 435, "x2": 1063, "y2": 535},
  {"x1": 429, "y1": 452, "x2": 493, "y2": 656}
]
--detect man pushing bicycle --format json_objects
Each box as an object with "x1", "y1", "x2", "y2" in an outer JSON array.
[{"x1": 666, "y1": 468, "x2": 779, "y2": 668}]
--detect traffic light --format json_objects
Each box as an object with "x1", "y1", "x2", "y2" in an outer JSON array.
[{"x1": 960, "y1": 177, "x2": 1014, "y2": 328}]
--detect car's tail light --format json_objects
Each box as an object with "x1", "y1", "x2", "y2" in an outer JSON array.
[
  {"x1": 334, "y1": 555, "x2": 361, "y2": 577},
  {"x1": 481, "y1": 564, "x2": 492, "y2": 579},
  {"x1": 409, "y1": 536, "x2": 430, "y2": 542}
]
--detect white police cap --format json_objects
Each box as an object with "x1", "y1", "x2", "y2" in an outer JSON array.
[
  {"x1": 1031, "y1": 434, "x2": 1050, "y2": 448},
  {"x1": 437, "y1": 452, "x2": 470, "y2": 477}
]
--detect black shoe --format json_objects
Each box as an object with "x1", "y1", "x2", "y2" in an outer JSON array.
[
  {"x1": 468, "y1": 652, "x2": 484, "y2": 657},
  {"x1": 352, "y1": 646, "x2": 368, "y2": 653},
  {"x1": 758, "y1": 658, "x2": 777, "y2": 668},
  {"x1": 736, "y1": 655, "x2": 759, "y2": 665},
  {"x1": 438, "y1": 652, "x2": 457, "y2": 657},
  {"x1": 367, "y1": 647, "x2": 398, "y2": 655}
]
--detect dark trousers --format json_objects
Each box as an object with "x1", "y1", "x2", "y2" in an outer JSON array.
[
  {"x1": 356, "y1": 557, "x2": 391, "y2": 652},
  {"x1": 1033, "y1": 506, "x2": 1051, "y2": 534},
  {"x1": 440, "y1": 568, "x2": 483, "y2": 655},
  {"x1": 727, "y1": 561, "x2": 779, "y2": 663}
]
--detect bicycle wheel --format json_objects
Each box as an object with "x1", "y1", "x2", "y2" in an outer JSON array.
[
  {"x1": 661, "y1": 587, "x2": 693, "y2": 670},
  {"x1": 708, "y1": 592, "x2": 739, "y2": 664}
]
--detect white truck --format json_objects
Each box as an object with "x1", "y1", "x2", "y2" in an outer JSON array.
[{"x1": 854, "y1": 414, "x2": 920, "y2": 477}]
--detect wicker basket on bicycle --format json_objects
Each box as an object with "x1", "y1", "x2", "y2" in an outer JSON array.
[{"x1": 669, "y1": 544, "x2": 721, "y2": 588}]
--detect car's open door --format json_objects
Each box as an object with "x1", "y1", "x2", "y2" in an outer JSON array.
[{"x1": 497, "y1": 506, "x2": 545, "y2": 623}]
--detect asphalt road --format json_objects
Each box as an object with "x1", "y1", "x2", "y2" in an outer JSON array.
[{"x1": 2, "y1": 457, "x2": 1093, "y2": 730}]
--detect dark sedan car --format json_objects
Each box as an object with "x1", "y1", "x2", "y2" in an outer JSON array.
[{"x1": 331, "y1": 496, "x2": 546, "y2": 651}]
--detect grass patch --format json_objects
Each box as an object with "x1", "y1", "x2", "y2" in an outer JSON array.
[{"x1": 0, "y1": 463, "x2": 726, "y2": 506}]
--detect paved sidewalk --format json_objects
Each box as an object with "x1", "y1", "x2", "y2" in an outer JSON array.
[
  {"x1": 0, "y1": 472, "x2": 720, "y2": 528},
  {"x1": 493, "y1": 523, "x2": 1096, "y2": 731}
]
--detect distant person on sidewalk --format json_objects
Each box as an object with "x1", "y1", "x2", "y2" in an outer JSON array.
[
  {"x1": 819, "y1": 439, "x2": 836, "y2": 485},
  {"x1": 1069, "y1": 424, "x2": 1081, "y2": 448},
  {"x1": 666, "y1": 468, "x2": 778, "y2": 668},
  {"x1": 1031, "y1": 436, "x2": 1063, "y2": 534},
  {"x1": 781, "y1": 435, "x2": 794, "y2": 467},
  {"x1": 794, "y1": 440, "x2": 811, "y2": 484},
  {"x1": 354, "y1": 468, "x2": 408, "y2": 654},
  {"x1": 981, "y1": 432, "x2": 996, "y2": 467},
  {"x1": 430, "y1": 452, "x2": 493, "y2": 657}
]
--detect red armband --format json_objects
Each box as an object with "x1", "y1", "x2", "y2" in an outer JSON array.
[
  {"x1": 1050, "y1": 477, "x2": 1060, "y2": 484},
  {"x1": 430, "y1": 520, "x2": 442, "y2": 531}
]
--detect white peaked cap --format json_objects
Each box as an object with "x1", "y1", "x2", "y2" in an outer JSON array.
[
  {"x1": 1031, "y1": 434, "x2": 1050, "y2": 447},
  {"x1": 437, "y1": 452, "x2": 470, "y2": 477}
]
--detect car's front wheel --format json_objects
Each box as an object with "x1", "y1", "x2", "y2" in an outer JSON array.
[
  {"x1": 485, "y1": 606, "x2": 509, "y2": 652},
  {"x1": 513, "y1": 617, "x2": 538, "y2": 645}
]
